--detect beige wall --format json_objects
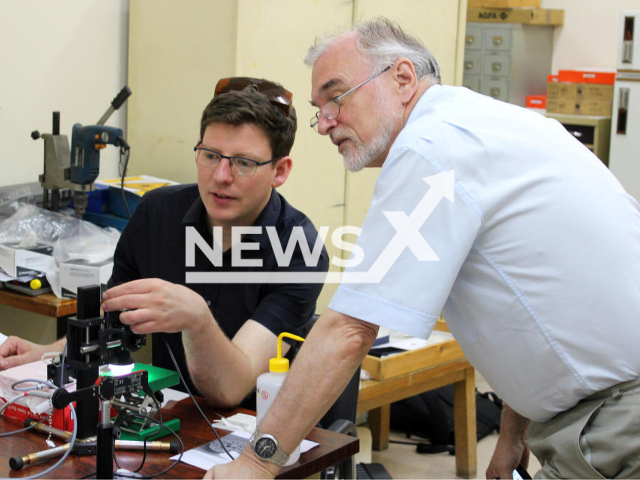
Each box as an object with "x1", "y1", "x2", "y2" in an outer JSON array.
[
  {"x1": 128, "y1": 0, "x2": 238, "y2": 185},
  {"x1": 0, "y1": 0, "x2": 129, "y2": 188},
  {"x1": 541, "y1": 0, "x2": 639, "y2": 72}
]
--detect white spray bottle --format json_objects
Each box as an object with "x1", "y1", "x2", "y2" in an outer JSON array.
[{"x1": 256, "y1": 331, "x2": 305, "y2": 466}]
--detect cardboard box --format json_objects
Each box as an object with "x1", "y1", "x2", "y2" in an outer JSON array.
[
  {"x1": 60, "y1": 258, "x2": 113, "y2": 298},
  {"x1": 546, "y1": 98, "x2": 613, "y2": 116},
  {"x1": 0, "y1": 243, "x2": 53, "y2": 278},
  {"x1": 526, "y1": 95, "x2": 547, "y2": 108},
  {"x1": 557, "y1": 69, "x2": 616, "y2": 85},
  {"x1": 547, "y1": 82, "x2": 614, "y2": 101},
  {"x1": 467, "y1": 7, "x2": 564, "y2": 25},
  {"x1": 468, "y1": 0, "x2": 540, "y2": 7}
]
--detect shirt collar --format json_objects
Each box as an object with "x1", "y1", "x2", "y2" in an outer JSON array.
[{"x1": 180, "y1": 188, "x2": 281, "y2": 250}]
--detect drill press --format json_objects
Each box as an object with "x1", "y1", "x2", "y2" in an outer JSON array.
[{"x1": 32, "y1": 86, "x2": 131, "y2": 218}]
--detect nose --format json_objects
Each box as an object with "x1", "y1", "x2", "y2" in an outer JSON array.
[
  {"x1": 317, "y1": 114, "x2": 337, "y2": 136},
  {"x1": 212, "y1": 157, "x2": 234, "y2": 183}
]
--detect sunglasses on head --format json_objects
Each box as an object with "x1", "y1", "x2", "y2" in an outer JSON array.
[{"x1": 214, "y1": 77, "x2": 293, "y2": 117}]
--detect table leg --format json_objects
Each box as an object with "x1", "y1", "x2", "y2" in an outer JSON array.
[
  {"x1": 453, "y1": 366, "x2": 477, "y2": 478},
  {"x1": 369, "y1": 404, "x2": 390, "y2": 451},
  {"x1": 57, "y1": 315, "x2": 72, "y2": 339}
]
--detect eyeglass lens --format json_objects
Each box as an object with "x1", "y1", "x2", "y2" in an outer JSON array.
[{"x1": 195, "y1": 148, "x2": 257, "y2": 176}]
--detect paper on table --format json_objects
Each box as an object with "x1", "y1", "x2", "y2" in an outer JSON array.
[
  {"x1": 371, "y1": 330, "x2": 453, "y2": 352},
  {"x1": 171, "y1": 427, "x2": 319, "y2": 471}
]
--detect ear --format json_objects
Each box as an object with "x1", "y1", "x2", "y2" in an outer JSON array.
[
  {"x1": 393, "y1": 58, "x2": 419, "y2": 103},
  {"x1": 272, "y1": 156, "x2": 293, "y2": 188}
]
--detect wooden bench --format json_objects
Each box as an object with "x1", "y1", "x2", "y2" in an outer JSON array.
[{"x1": 357, "y1": 325, "x2": 477, "y2": 478}]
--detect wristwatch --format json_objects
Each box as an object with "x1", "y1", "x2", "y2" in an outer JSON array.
[{"x1": 249, "y1": 429, "x2": 290, "y2": 466}]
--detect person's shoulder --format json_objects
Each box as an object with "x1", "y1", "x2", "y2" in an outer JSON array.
[
  {"x1": 140, "y1": 183, "x2": 197, "y2": 199},
  {"x1": 273, "y1": 191, "x2": 322, "y2": 238},
  {"x1": 141, "y1": 183, "x2": 199, "y2": 201}
]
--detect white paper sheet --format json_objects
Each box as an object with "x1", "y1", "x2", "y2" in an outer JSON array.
[{"x1": 170, "y1": 426, "x2": 319, "y2": 471}]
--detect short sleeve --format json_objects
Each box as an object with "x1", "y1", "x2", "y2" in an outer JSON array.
[
  {"x1": 329, "y1": 147, "x2": 482, "y2": 339},
  {"x1": 251, "y1": 220, "x2": 329, "y2": 338}
]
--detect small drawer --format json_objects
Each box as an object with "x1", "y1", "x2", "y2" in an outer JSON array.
[
  {"x1": 463, "y1": 51, "x2": 483, "y2": 76},
  {"x1": 481, "y1": 78, "x2": 509, "y2": 102},
  {"x1": 462, "y1": 75, "x2": 481, "y2": 93},
  {"x1": 482, "y1": 54, "x2": 510, "y2": 77},
  {"x1": 483, "y1": 27, "x2": 512, "y2": 52},
  {"x1": 561, "y1": 124, "x2": 595, "y2": 145},
  {"x1": 465, "y1": 24, "x2": 483, "y2": 51}
]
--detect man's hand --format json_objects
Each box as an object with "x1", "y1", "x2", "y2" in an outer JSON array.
[
  {"x1": 204, "y1": 448, "x2": 279, "y2": 479},
  {"x1": 102, "y1": 279, "x2": 212, "y2": 335},
  {"x1": 486, "y1": 404, "x2": 530, "y2": 479},
  {"x1": 0, "y1": 336, "x2": 50, "y2": 370}
]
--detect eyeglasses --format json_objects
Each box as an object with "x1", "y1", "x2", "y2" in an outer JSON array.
[
  {"x1": 215, "y1": 77, "x2": 293, "y2": 117},
  {"x1": 310, "y1": 65, "x2": 392, "y2": 132},
  {"x1": 194, "y1": 143, "x2": 281, "y2": 177}
]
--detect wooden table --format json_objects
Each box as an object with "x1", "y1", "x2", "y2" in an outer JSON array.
[
  {"x1": 0, "y1": 289, "x2": 76, "y2": 338},
  {"x1": 0, "y1": 396, "x2": 358, "y2": 479},
  {"x1": 358, "y1": 330, "x2": 477, "y2": 478}
]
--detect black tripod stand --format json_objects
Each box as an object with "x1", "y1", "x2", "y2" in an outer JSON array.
[{"x1": 8, "y1": 285, "x2": 178, "y2": 478}]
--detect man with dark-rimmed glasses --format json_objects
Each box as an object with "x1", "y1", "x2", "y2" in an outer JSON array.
[{"x1": 1, "y1": 78, "x2": 329, "y2": 414}]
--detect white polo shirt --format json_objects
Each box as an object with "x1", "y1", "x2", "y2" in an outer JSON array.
[{"x1": 329, "y1": 85, "x2": 640, "y2": 422}]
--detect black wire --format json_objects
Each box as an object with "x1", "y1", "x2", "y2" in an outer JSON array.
[
  {"x1": 112, "y1": 414, "x2": 149, "y2": 474},
  {"x1": 113, "y1": 411, "x2": 183, "y2": 479},
  {"x1": 0, "y1": 413, "x2": 52, "y2": 437},
  {"x1": 163, "y1": 339, "x2": 235, "y2": 460},
  {"x1": 119, "y1": 143, "x2": 131, "y2": 218}
]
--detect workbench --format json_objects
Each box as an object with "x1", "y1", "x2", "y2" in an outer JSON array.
[
  {"x1": 357, "y1": 326, "x2": 477, "y2": 478},
  {"x1": 0, "y1": 289, "x2": 76, "y2": 338}
]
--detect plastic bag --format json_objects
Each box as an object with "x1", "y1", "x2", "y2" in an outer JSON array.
[
  {"x1": 0, "y1": 204, "x2": 120, "y2": 298},
  {"x1": 0, "y1": 187, "x2": 36, "y2": 219},
  {"x1": 52, "y1": 221, "x2": 120, "y2": 265},
  {"x1": 0, "y1": 204, "x2": 79, "y2": 246}
]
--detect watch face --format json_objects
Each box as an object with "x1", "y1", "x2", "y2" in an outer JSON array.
[{"x1": 254, "y1": 437, "x2": 277, "y2": 459}]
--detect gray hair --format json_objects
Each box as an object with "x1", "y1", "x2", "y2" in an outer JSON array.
[{"x1": 304, "y1": 17, "x2": 441, "y2": 86}]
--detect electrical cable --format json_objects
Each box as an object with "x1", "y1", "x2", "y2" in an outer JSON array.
[
  {"x1": 1, "y1": 379, "x2": 79, "y2": 479},
  {"x1": 117, "y1": 138, "x2": 131, "y2": 219},
  {"x1": 26, "y1": 402, "x2": 77, "y2": 480},
  {"x1": 111, "y1": 411, "x2": 184, "y2": 479},
  {"x1": 0, "y1": 413, "x2": 51, "y2": 437},
  {"x1": 163, "y1": 339, "x2": 234, "y2": 460}
]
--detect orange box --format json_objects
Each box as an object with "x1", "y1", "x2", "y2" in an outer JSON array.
[
  {"x1": 548, "y1": 74, "x2": 559, "y2": 83},
  {"x1": 526, "y1": 95, "x2": 547, "y2": 108},
  {"x1": 557, "y1": 69, "x2": 616, "y2": 85}
]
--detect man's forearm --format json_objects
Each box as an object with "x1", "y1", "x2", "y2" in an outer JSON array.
[
  {"x1": 500, "y1": 403, "x2": 530, "y2": 441},
  {"x1": 256, "y1": 309, "x2": 377, "y2": 455},
  {"x1": 182, "y1": 317, "x2": 256, "y2": 407}
]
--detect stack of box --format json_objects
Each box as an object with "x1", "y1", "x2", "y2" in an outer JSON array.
[
  {"x1": 467, "y1": 0, "x2": 564, "y2": 26},
  {"x1": 546, "y1": 70, "x2": 616, "y2": 116}
]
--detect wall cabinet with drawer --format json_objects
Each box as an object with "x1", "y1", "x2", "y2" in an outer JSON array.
[
  {"x1": 544, "y1": 113, "x2": 612, "y2": 166},
  {"x1": 463, "y1": 23, "x2": 554, "y2": 106}
]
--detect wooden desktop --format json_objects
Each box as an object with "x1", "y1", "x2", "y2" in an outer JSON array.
[{"x1": 0, "y1": 396, "x2": 358, "y2": 479}]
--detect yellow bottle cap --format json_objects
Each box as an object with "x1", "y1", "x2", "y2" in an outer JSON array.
[{"x1": 269, "y1": 332, "x2": 305, "y2": 372}]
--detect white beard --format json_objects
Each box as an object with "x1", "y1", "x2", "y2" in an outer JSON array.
[{"x1": 340, "y1": 87, "x2": 401, "y2": 173}]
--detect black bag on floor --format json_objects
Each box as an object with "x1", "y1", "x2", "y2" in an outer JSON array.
[{"x1": 390, "y1": 385, "x2": 502, "y2": 453}]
